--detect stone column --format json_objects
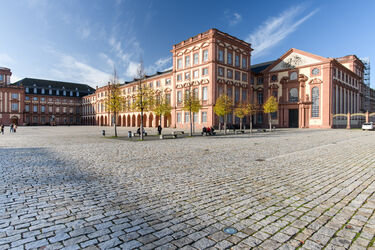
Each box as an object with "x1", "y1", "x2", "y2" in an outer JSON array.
[{"x1": 346, "y1": 113, "x2": 351, "y2": 129}]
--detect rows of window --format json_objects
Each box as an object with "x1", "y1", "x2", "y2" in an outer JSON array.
[
  {"x1": 177, "y1": 50, "x2": 209, "y2": 70},
  {"x1": 176, "y1": 111, "x2": 208, "y2": 123},
  {"x1": 333, "y1": 68, "x2": 358, "y2": 87},
  {"x1": 176, "y1": 87, "x2": 208, "y2": 103},
  {"x1": 217, "y1": 67, "x2": 247, "y2": 81},
  {"x1": 218, "y1": 86, "x2": 249, "y2": 103},
  {"x1": 25, "y1": 96, "x2": 78, "y2": 104},
  {"x1": 25, "y1": 87, "x2": 80, "y2": 97},
  {"x1": 217, "y1": 48, "x2": 248, "y2": 69},
  {"x1": 177, "y1": 68, "x2": 209, "y2": 82},
  {"x1": 24, "y1": 105, "x2": 79, "y2": 114}
]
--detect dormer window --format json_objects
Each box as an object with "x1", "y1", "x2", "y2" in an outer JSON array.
[
  {"x1": 56, "y1": 90, "x2": 60, "y2": 95},
  {"x1": 34, "y1": 88, "x2": 37, "y2": 94},
  {"x1": 63, "y1": 90, "x2": 66, "y2": 96},
  {"x1": 41, "y1": 88, "x2": 45, "y2": 94},
  {"x1": 25, "y1": 87, "x2": 29, "y2": 93},
  {"x1": 49, "y1": 89, "x2": 52, "y2": 95},
  {"x1": 70, "y1": 91, "x2": 73, "y2": 96},
  {"x1": 76, "y1": 91, "x2": 79, "y2": 97}
]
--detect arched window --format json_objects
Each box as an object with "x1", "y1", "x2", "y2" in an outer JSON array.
[
  {"x1": 289, "y1": 88, "x2": 298, "y2": 102},
  {"x1": 312, "y1": 87, "x2": 319, "y2": 117},
  {"x1": 290, "y1": 72, "x2": 298, "y2": 80}
]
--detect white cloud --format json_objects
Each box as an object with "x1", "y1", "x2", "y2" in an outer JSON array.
[
  {"x1": 125, "y1": 61, "x2": 140, "y2": 79},
  {"x1": 46, "y1": 49, "x2": 111, "y2": 87},
  {"x1": 246, "y1": 5, "x2": 318, "y2": 58},
  {"x1": 225, "y1": 11, "x2": 242, "y2": 26},
  {"x1": 0, "y1": 53, "x2": 15, "y2": 65},
  {"x1": 10, "y1": 75, "x2": 22, "y2": 83},
  {"x1": 108, "y1": 36, "x2": 143, "y2": 78},
  {"x1": 146, "y1": 57, "x2": 172, "y2": 74}
]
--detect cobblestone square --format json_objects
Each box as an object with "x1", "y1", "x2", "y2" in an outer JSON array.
[{"x1": 0, "y1": 126, "x2": 375, "y2": 249}]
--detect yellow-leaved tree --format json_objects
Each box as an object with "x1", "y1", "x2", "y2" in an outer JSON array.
[
  {"x1": 182, "y1": 88, "x2": 202, "y2": 136},
  {"x1": 213, "y1": 95, "x2": 233, "y2": 134},
  {"x1": 153, "y1": 91, "x2": 172, "y2": 127},
  {"x1": 234, "y1": 104, "x2": 248, "y2": 131},
  {"x1": 132, "y1": 61, "x2": 155, "y2": 140},
  {"x1": 247, "y1": 102, "x2": 259, "y2": 133},
  {"x1": 263, "y1": 96, "x2": 278, "y2": 131},
  {"x1": 104, "y1": 68, "x2": 124, "y2": 137}
]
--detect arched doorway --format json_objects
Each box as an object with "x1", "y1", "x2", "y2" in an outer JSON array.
[
  {"x1": 100, "y1": 116, "x2": 104, "y2": 126},
  {"x1": 143, "y1": 114, "x2": 147, "y2": 127},
  {"x1": 155, "y1": 115, "x2": 160, "y2": 127},
  {"x1": 164, "y1": 114, "x2": 171, "y2": 128},
  {"x1": 104, "y1": 116, "x2": 107, "y2": 126},
  {"x1": 132, "y1": 114, "x2": 136, "y2": 127},
  {"x1": 149, "y1": 114, "x2": 154, "y2": 127},
  {"x1": 127, "y1": 114, "x2": 131, "y2": 127},
  {"x1": 11, "y1": 116, "x2": 19, "y2": 126},
  {"x1": 137, "y1": 114, "x2": 141, "y2": 127},
  {"x1": 122, "y1": 116, "x2": 126, "y2": 127}
]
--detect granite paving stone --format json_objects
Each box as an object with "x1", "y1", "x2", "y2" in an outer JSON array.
[{"x1": 0, "y1": 127, "x2": 375, "y2": 249}]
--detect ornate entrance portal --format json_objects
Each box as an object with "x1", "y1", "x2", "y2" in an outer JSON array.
[{"x1": 289, "y1": 109, "x2": 298, "y2": 128}]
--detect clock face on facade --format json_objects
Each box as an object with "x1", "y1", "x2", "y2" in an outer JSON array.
[
  {"x1": 312, "y1": 68, "x2": 320, "y2": 75},
  {"x1": 271, "y1": 75, "x2": 277, "y2": 81}
]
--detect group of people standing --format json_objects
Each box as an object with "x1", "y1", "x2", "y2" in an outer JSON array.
[{"x1": 1, "y1": 124, "x2": 17, "y2": 135}]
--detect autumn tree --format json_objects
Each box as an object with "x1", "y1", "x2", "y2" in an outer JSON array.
[
  {"x1": 132, "y1": 61, "x2": 155, "y2": 140},
  {"x1": 263, "y1": 96, "x2": 278, "y2": 131},
  {"x1": 234, "y1": 104, "x2": 248, "y2": 131},
  {"x1": 213, "y1": 95, "x2": 233, "y2": 135},
  {"x1": 104, "y1": 68, "x2": 124, "y2": 137},
  {"x1": 182, "y1": 87, "x2": 202, "y2": 136},
  {"x1": 246, "y1": 103, "x2": 259, "y2": 133},
  {"x1": 153, "y1": 91, "x2": 172, "y2": 128}
]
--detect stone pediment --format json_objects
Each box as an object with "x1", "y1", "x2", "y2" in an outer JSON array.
[{"x1": 270, "y1": 52, "x2": 323, "y2": 72}]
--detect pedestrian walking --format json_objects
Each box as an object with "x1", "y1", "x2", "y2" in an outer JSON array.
[
  {"x1": 157, "y1": 125, "x2": 162, "y2": 135},
  {"x1": 1, "y1": 124, "x2": 4, "y2": 135},
  {"x1": 10, "y1": 124, "x2": 13, "y2": 133},
  {"x1": 14, "y1": 124, "x2": 17, "y2": 133}
]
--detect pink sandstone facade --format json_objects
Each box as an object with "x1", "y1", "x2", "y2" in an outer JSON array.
[
  {"x1": 0, "y1": 67, "x2": 25, "y2": 125},
  {"x1": 82, "y1": 29, "x2": 369, "y2": 129},
  {"x1": 1, "y1": 29, "x2": 370, "y2": 129}
]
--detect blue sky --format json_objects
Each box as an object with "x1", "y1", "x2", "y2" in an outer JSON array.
[{"x1": 1, "y1": 0, "x2": 375, "y2": 88}]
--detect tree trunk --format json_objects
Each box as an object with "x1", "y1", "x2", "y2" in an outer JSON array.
[
  {"x1": 114, "y1": 112, "x2": 118, "y2": 137},
  {"x1": 160, "y1": 114, "x2": 162, "y2": 127},
  {"x1": 224, "y1": 115, "x2": 227, "y2": 135},
  {"x1": 141, "y1": 109, "x2": 144, "y2": 140},
  {"x1": 189, "y1": 109, "x2": 193, "y2": 136},
  {"x1": 240, "y1": 120, "x2": 243, "y2": 132},
  {"x1": 250, "y1": 116, "x2": 253, "y2": 133},
  {"x1": 269, "y1": 114, "x2": 272, "y2": 132}
]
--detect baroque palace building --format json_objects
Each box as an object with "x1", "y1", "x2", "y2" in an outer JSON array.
[
  {"x1": 82, "y1": 28, "x2": 371, "y2": 129},
  {"x1": 1, "y1": 28, "x2": 372, "y2": 128}
]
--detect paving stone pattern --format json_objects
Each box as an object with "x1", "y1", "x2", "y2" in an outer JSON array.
[{"x1": 0, "y1": 127, "x2": 375, "y2": 249}]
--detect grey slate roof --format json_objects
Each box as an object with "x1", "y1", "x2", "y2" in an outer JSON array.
[
  {"x1": 12, "y1": 78, "x2": 95, "y2": 97},
  {"x1": 251, "y1": 60, "x2": 276, "y2": 74}
]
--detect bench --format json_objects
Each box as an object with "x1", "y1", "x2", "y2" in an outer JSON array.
[
  {"x1": 160, "y1": 134, "x2": 177, "y2": 139},
  {"x1": 172, "y1": 131, "x2": 184, "y2": 136},
  {"x1": 132, "y1": 132, "x2": 147, "y2": 137}
]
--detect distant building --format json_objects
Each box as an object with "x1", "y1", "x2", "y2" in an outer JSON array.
[
  {"x1": 12, "y1": 78, "x2": 94, "y2": 125},
  {"x1": 0, "y1": 67, "x2": 24, "y2": 125}
]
